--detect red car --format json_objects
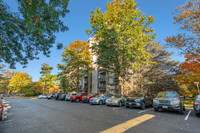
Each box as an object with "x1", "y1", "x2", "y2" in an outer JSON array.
[
  {"x1": 82, "y1": 93, "x2": 99, "y2": 103},
  {"x1": 70, "y1": 92, "x2": 88, "y2": 102},
  {"x1": 0, "y1": 100, "x2": 3, "y2": 121}
]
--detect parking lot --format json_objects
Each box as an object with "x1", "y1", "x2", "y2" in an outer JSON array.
[{"x1": 0, "y1": 98, "x2": 199, "y2": 133}]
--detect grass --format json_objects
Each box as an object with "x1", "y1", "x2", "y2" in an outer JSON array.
[{"x1": 183, "y1": 98, "x2": 193, "y2": 108}]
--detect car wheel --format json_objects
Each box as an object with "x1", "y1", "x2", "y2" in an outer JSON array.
[
  {"x1": 126, "y1": 106, "x2": 129, "y2": 108},
  {"x1": 141, "y1": 102, "x2": 145, "y2": 110},
  {"x1": 179, "y1": 104, "x2": 184, "y2": 114},
  {"x1": 99, "y1": 100, "x2": 103, "y2": 105},
  {"x1": 119, "y1": 101, "x2": 122, "y2": 107},
  {"x1": 195, "y1": 113, "x2": 200, "y2": 117},
  {"x1": 154, "y1": 108, "x2": 159, "y2": 112},
  {"x1": 76, "y1": 98, "x2": 80, "y2": 102}
]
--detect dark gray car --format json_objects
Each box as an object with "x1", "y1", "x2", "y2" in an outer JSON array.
[
  {"x1": 193, "y1": 95, "x2": 200, "y2": 117},
  {"x1": 153, "y1": 91, "x2": 185, "y2": 114},
  {"x1": 125, "y1": 92, "x2": 153, "y2": 109}
]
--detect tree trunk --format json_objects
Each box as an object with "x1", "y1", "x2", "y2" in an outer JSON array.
[{"x1": 44, "y1": 80, "x2": 46, "y2": 94}]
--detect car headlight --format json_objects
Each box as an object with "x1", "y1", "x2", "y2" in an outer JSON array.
[
  {"x1": 173, "y1": 100, "x2": 180, "y2": 104},
  {"x1": 135, "y1": 99, "x2": 141, "y2": 103},
  {"x1": 153, "y1": 99, "x2": 159, "y2": 104}
]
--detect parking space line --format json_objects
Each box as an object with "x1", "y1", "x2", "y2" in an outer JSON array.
[
  {"x1": 138, "y1": 108, "x2": 153, "y2": 114},
  {"x1": 184, "y1": 111, "x2": 191, "y2": 121},
  {"x1": 100, "y1": 114, "x2": 155, "y2": 133}
]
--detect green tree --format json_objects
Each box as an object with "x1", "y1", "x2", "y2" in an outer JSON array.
[
  {"x1": 0, "y1": 0, "x2": 69, "y2": 68},
  {"x1": 87, "y1": 0, "x2": 156, "y2": 94},
  {"x1": 39, "y1": 63, "x2": 56, "y2": 94},
  {"x1": 165, "y1": 0, "x2": 200, "y2": 55},
  {"x1": 58, "y1": 40, "x2": 92, "y2": 92},
  {"x1": 8, "y1": 72, "x2": 32, "y2": 93}
]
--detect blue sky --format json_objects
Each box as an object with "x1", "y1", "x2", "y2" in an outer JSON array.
[{"x1": 4, "y1": 0, "x2": 187, "y2": 81}]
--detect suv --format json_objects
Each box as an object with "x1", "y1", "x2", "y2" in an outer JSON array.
[
  {"x1": 125, "y1": 92, "x2": 153, "y2": 109},
  {"x1": 194, "y1": 95, "x2": 200, "y2": 117},
  {"x1": 153, "y1": 91, "x2": 185, "y2": 114},
  {"x1": 70, "y1": 92, "x2": 88, "y2": 102},
  {"x1": 82, "y1": 93, "x2": 98, "y2": 103},
  {"x1": 59, "y1": 94, "x2": 66, "y2": 101},
  {"x1": 47, "y1": 93, "x2": 55, "y2": 99}
]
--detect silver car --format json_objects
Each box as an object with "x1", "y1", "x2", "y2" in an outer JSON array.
[
  {"x1": 89, "y1": 94, "x2": 112, "y2": 105},
  {"x1": 153, "y1": 91, "x2": 185, "y2": 114},
  {"x1": 106, "y1": 95, "x2": 128, "y2": 107}
]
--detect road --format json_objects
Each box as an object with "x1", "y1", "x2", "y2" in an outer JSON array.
[{"x1": 0, "y1": 98, "x2": 199, "y2": 133}]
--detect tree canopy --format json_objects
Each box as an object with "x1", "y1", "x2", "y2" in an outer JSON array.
[
  {"x1": 87, "y1": 0, "x2": 156, "y2": 94},
  {"x1": 58, "y1": 39, "x2": 92, "y2": 92},
  {"x1": 0, "y1": 0, "x2": 69, "y2": 68},
  {"x1": 165, "y1": 0, "x2": 200, "y2": 55}
]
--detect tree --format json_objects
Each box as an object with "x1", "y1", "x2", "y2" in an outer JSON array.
[
  {"x1": 123, "y1": 41, "x2": 180, "y2": 95},
  {"x1": 0, "y1": 0, "x2": 69, "y2": 68},
  {"x1": 58, "y1": 40, "x2": 92, "y2": 92},
  {"x1": 39, "y1": 63, "x2": 55, "y2": 94},
  {"x1": 165, "y1": 0, "x2": 200, "y2": 55},
  {"x1": 87, "y1": 0, "x2": 156, "y2": 94},
  {"x1": 0, "y1": 69, "x2": 16, "y2": 94},
  {"x1": 176, "y1": 55, "x2": 200, "y2": 93},
  {"x1": 8, "y1": 72, "x2": 32, "y2": 93},
  {"x1": 22, "y1": 82, "x2": 43, "y2": 96}
]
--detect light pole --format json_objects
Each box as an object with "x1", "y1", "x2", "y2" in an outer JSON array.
[{"x1": 194, "y1": 82, "x2": 200, "y2": 95}]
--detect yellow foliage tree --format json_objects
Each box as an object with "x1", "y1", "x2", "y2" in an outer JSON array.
[{"x1": 8, "y1": 72, "x2": 32, "y2": 93}]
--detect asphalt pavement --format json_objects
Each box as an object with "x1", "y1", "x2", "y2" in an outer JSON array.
[{"x1": 0, "y1": 98, "x2": 199, "y2": 133}]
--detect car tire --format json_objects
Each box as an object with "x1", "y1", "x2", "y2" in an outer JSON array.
[
  {"x1": 179, "y1": 104, "x2": 184, "y2": 114},
  {"x1": 126, "y1": 106, "x2": 129, "y2": 108},
  {"x1": 99, "y1": 100, "x2": 103, "y2": 105},
  {"x1": 76, "y1": 98, "x2": 80, "y2": 102},
  {"x1": 141, "y1": 102, "x2": 145, "y2": 110},
  {"x1": 154, "y1": 108, "x2": 159, "y2": 112},
  {"x1": 119, "y1": 101, "x2": 122, "y2": 107},
  {"x1": 195, "y1": 113, "x2": 200, "y2": 117}
]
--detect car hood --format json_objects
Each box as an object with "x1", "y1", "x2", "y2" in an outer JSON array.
[
  {"x1": 154, "y1": 97, "x2": 175, "y2": 101},
  {"x1": 107, "y1": 98, "x2": 121, "y2": 101},
  {"x1": 127, "y1": 97, "x2": 142, "y2": 100}
]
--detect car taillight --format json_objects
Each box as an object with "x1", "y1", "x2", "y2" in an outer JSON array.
[
  {"x1": 195, "y1": 102, "x2": 200, "y2": 105},
  {"x1": 4, "y1": 105, "x2": 7, "y2": 108}
]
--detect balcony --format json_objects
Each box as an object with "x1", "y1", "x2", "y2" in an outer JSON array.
[{"x1": 99, "y1": 76, "x2": 106, "y2": 82}]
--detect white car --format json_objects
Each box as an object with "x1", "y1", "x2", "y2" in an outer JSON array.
[{"x1": 38, "y1": 94, "x2": 48, "y2": 99}]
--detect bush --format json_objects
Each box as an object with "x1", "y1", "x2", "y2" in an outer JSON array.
[{"x1": 24, "y1": 93, "x2": 34, "y2": 97}]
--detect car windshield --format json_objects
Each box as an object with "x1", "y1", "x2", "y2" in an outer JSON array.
[
  {"x1": 111, "y1": 95, "x2": 121, "y2": 98},
  {"x1": 157, "y1": 92, "x2": 178, "y2": 98},
  {"x1": 129, "y1": 93, "x2": 144, "y2": 97},
  {"x1": 77, "y1": 93, "x2": 81, "y2": 96},
  {"x1": 196, "y1": 95, "x2": 200, "y2": 99}
]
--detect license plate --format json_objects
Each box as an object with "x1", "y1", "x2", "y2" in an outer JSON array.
[{"x1": 162, "y1": 106, "x2": 168, "y2": 109}]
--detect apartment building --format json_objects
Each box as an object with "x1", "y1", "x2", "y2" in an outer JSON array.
[{"x1": 80, "y1": 38, "x2": 116, "y2": 95}]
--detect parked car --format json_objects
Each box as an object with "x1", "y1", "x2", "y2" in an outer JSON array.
[
  {"x1": 70, "y1": 92, "x2": 88, "y2": 102},
  {"x1": 194, "y1": 95, "x2": 200, "y2": 117},
  {"x1": 0, "y1": 94, "x2": 3, "y2": 99},
  {"x1": 0, "y1": 100, "x2": 3, "y2": 121},
  {"x1": 38, "y1": 94, "x2": 48, "y2": 99},
  {"x1": 1, "y1": 100, "x2": 11, "y2": 120},
  {"x1": 82, "y1": 93, "x2": 99, "y2": 103},
  {"x1": 59, "y1": 94, "x2": 66, "y2": 101},
  {"x1": 65, "y1": 93, "x2": 77, "y2": 101},
  {"x1": 55, "y1": 93, "x2": 62, "y2": 100},
  {"x1": 47, "y1": 93, "x2": 55, "y2": 99},
  {"x1": 125, "y1": 92, "x2": 153, "y2": 109},
  {"x1": 89, "y1": 94, "x2": 112, "y2": 105},
  {"x1": 106, "y1": 95, "x2": 128, "y2": 107},
  {"x1": 153, "y1": 91, "x2": 185, "y2": 114}
]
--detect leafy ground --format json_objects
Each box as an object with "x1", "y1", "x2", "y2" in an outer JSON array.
[{"x1": 184, "y1": 98, "x2": 193, "y2": 108}]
